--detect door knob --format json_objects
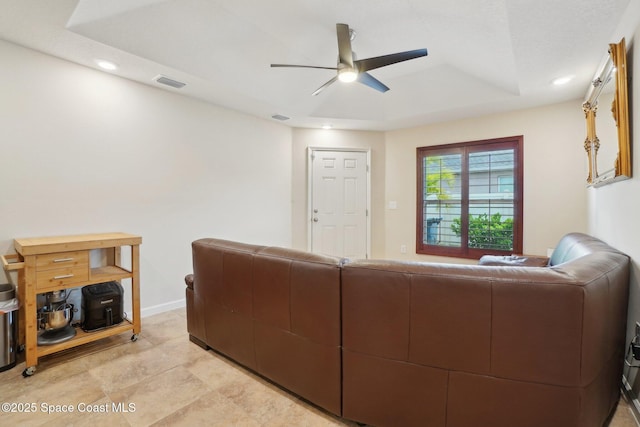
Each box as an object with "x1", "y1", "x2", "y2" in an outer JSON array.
[{"x1": 313, "y1": 217, "x2": 319, "y2": 222}]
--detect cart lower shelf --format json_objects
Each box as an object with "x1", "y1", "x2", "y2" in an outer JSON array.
[
  {"x1": 22, "y1": 320, "x2": 139, "y2": 377},
  {"x1": 36, "y1": 320, "x2": 137, "y2": 358}
]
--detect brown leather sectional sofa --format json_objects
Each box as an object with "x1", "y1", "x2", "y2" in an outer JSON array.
[{"x1": 185, "y1": 233, "x2": 629, "y2": 427}]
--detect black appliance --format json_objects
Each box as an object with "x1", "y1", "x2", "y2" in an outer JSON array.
[{"x1": 82, "y1": 281, "x2": 124, "y2": 331}]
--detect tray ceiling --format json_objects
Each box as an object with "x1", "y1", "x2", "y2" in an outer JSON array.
[{"x1": 0, "y1": 0, "x2": 633, "y2": 130}]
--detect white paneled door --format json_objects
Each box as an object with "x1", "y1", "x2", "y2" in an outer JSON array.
[{"x1": 309, "y1": 149, "x2": 369, "y2": 259}]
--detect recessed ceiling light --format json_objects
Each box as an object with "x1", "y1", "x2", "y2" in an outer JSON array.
[
  {"x1": 322, "y1": 124, "x2": 333, "y2": 130},
  {"x1": 552, "y1": 75, "x2": 574, "y2": 86},
  {"x1": 95, "y1": 59, "x2": 118, "y2": 71}
]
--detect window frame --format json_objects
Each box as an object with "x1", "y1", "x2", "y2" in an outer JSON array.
[{"x1": 416, "y1": 135, "x2": 523, "y2": 259}]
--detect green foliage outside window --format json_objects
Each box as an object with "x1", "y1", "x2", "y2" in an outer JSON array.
[
  {"x1": 425, "y1": 157, "x2": 455, "y2": 199},
  {"x1": 451, "y1": 212, "x2": 513, "y2": 251}
]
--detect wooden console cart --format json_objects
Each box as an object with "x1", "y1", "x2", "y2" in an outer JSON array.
[{"x1": 1, "y1": 232, "x2": 142, "y2": 377}]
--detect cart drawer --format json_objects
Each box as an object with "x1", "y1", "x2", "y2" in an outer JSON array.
[
  {"x1": 36, "y1": 251, "x2": 89, "y2": 271},
  {"x1": 36, "y1": 265, "x2": 89, "y2": 289}
]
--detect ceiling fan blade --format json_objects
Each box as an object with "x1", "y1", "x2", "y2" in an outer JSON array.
[
  {"x1": 356, "y1": 48, "x2": 428, "y2": 72},
  {"x1": 357, "y1": 72, "x2": 390, "y2": 93},
  {"x1": 336, "y1": 23, "x2": 354, "y2": 67},
  {"x1": 271, "y1": 64, "x2": 337, "y2": 70},
  {"x1": 312, "y1": 76, "x2": 338, "y2": 96}
]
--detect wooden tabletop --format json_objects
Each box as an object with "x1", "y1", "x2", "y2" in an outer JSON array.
[{"x1": 14, "y1": 232, "x2": 142, "y2": 256}]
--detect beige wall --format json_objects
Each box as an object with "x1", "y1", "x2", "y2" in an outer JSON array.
[
  {"x1": 291, "y1": 128, "x2": 386, "y2": 257},
  {"x1": 587, "y1": 0, "x2": 640, "y2": 406},
  {"x1": 384, "y1": 100, "x2": 588, "y2": 262},
  {"x1": 0, "y1": 40, "x2": 293, "y2": 316},
  {"x1": 292, "y1": 100, "x2": 588, "y2": 263}
]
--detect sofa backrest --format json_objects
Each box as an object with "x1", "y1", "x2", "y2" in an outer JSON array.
[
  {"x1": 190, "y1": 238, "x2": 345, "y2": 415},
  {"x1": 251, "y1": 246, "x2": 344, "y2": 347},
  {"x1": 341, "y1": 233, "x2": 630, "y2": 389},
  {"x1": 191, "y1": 238, "x2": 264, "y2": 369},
  {"x1": 549, "y1": 232, "x2": 615, "y2": 266},
  {"x1": 547, "y1": 233, "x2": 630, "y2": 392}
]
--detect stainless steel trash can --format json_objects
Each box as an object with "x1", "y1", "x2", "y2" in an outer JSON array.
[{"x1": 0, "y1": 283, "x2": 18, "y2": 372}]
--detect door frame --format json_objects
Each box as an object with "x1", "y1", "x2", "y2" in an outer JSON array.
[{"x1": 307, "y1": 147, "x2": 372, "y2": 258}]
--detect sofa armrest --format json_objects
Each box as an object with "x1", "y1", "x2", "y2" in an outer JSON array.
[
  {"x1": 184, "y1": 274, "x2": 194, "y2": 289},
  {"x1": 478, "y1": 255, "x2": 549, "y2": 267}
]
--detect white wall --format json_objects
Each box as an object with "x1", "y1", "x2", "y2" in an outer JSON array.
[
  {"x1": 0, "y1": 40, "x2": 292, "y2": 316},
  {"x1": 587, "y1": 0, "x2": 640, "y2": 406},
  {"x1": 291, "y1": 128, "x2": 386, "y2": 257},
  {"x1": 384, "y1": 100, "x2": 588, "y2": 262}
]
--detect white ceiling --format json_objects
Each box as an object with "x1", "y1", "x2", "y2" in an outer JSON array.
[{"x1": 0, "y1": 0, "x2": 633, "y2": 130}]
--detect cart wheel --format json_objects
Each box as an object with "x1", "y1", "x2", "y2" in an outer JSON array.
[
  {"x1": 131, "y1": 334, "x2": 138, "y2": 342},
  {"x1": 22, "y1": 366, "x2": 36, "y2": 377}
]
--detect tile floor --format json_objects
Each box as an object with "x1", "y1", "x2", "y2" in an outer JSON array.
[{"x1": 0, "y1": 308, "x2": 637, "y2": 426}]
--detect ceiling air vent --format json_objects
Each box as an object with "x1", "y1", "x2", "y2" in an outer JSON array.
[
  {"x1": 154, "y1": 75, "x2": 186, "y2": 89},
  {"x1": 271, "y1": 114, "x2": 290, "y2": 121}
]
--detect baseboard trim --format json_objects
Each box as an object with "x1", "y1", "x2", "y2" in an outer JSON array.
[
  {"x1": 622, "y1": 376, "x2": 640, "y2": 426},
  {"x1": 140, "y1": 298, "x2": 186, "y2": 318}
]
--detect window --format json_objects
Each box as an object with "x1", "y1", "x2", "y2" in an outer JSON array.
[
  {"x1": 497, "y1": 175, "x2": 514, "y2": 193},
  {"x1": 416, "y1": 136, "x2": 523, "y2": 258}
]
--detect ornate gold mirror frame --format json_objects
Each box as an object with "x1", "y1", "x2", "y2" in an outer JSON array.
[{"x1": 583, "y1": 38, "x2": 631, "y2": 186}]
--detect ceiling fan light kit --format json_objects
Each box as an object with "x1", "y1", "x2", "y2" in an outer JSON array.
[
  {"x1": 338, "y1": 67, "x2": 358, "y2": 83},
  {"x1": 271, "y1": 23, "x2": 427, "y2": 95}
]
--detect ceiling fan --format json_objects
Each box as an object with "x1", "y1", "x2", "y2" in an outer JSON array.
[{"x1": 271, "y1": 23, "x2": 428, "y2": 96}]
